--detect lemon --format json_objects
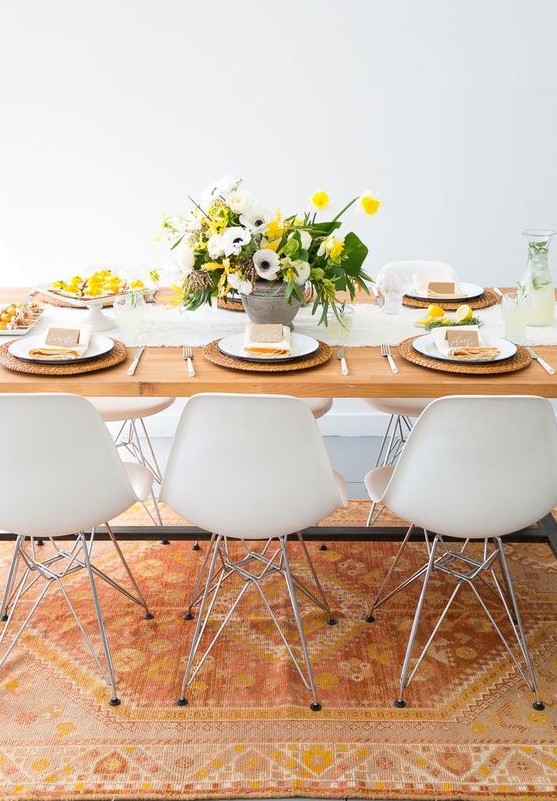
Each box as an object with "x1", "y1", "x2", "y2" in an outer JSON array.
[
  {"x1": 426, "y1": 304, "x2": 445, "y2": 318},
  {"x1": 417, "y1": 315, "x2": 434, "y2": 326},
  {"x1": 455, "y1": 304, "x2": 473, "y2": 323}
]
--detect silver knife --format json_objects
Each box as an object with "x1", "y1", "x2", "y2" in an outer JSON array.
[
  {"x1": 526, "y1": 346, "x2": 555, "y2": 375},
  {"x1": 337, "y1": 347, "x2": 349, "y2": 376},
  {"x1": 127, "y1": 346, "x2": 145, "y2": 376}
]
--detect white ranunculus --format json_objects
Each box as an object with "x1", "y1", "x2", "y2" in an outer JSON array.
[
  {"x1": 292, "y1": 259, "x2": 311, "y2": 285},
  {"x1": 228, "y1": 272, "x2": 252, "y2": 295},
  {"x1": 253, "y1": 248, "x2": 281, "y2": 280},
  {"x1": 221, "y1": 226, "x2": 251, "y2": 257},
  {"x1": 174, "y1": 241, "x2": 195, "y2": 273},
  {"x1": 298, "y1": 230, "x2": 312, "y2": 251},
  {"x1": 207, "y1": 234, "x2": 225, "y2": 259},
  {"x1": 227, "y1": 191, "x2": 251, "y2": 214},
  {"x1": 240, "y1": 205, "x2": 272, "y2": 231},
  {"x1": 200, "y1": 175, "x2": 242, "y2": 207}
]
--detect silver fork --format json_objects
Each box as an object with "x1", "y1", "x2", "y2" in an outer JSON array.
[
  {"x1": 380, "y1": 343, "x2": 399, "y2": 374},
  {"x1": 183, "y1": 345, "x2": 195, "y2": 377}
]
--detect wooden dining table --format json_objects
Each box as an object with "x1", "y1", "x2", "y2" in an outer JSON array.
[{"x1": 1, "y1": 287, "x2": 556, "y2": 555}]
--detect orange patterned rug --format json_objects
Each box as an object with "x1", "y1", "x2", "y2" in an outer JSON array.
[{"x1": 1, "y1": 501, "x2": 556, "y2": 801}]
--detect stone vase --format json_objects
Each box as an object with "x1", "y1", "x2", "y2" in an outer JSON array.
[{"x1": 240, "y1": 280, "x2": 301, "y2": 329}]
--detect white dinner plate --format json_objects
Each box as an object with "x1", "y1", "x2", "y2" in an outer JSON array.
[
  {"x1": 412, "y1": 334, "x2": 517, "y2": 364},
  {"x1": 8, "y1": 333, "x2": 115, "y2": 364},
  {"x1": 405, "y1": 282, "x2": 484, "y2": 302},
  {"x1": 218, "y1": 332, "x2": 320, "y2": 363}
]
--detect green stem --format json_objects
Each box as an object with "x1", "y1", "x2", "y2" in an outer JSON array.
[{"x1": 331, "y1": 196, "x2": 358, "y2": 223}]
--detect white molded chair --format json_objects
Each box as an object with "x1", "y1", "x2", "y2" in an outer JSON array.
[
  {"x1": 363, "y1": 260, "x2": 456, "y2": 524},
  {"x1": 364, "y1": 395, "x2": 557, "y2": 710},
  {"x1": 159, "y1": 393, "x2": 347, "y2": 711},
  {"x1": 0, "y1": 394, "x2": 154, "y2": 705},
  {"x1": 87, "y1": 396, "x2": 176, "y2": 527}
]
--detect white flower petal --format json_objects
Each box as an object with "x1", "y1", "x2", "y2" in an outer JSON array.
[
  {"x1": 221, "y1": 227, "x2": 251, "y2": 257},
  {"x1": 207, "y1": 234, "x2": 225, "y2": 259},
  {"x1": 174, "y1": 242, "x2": 195, "y2": 273},
  {"x1": 253, "y1": 248, "x2": 281, "y2": 280}
]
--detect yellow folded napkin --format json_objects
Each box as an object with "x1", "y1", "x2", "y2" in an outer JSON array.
[
  {"x1": 244, "y1": 324, "x2": 291, "y2": 357},
  {"x1": 430, "y1": 325, "x2": 500, "y2": 361},
  {"x1": 28, "y1": 325, "x2": 93, "y2": 360},
  {"x1": 412, "y1": 272, "x2": 466, "y2": 299}
]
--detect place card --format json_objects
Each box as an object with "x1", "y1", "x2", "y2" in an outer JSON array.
[
  {"x1": 247, "y1": 324, "x2": 285, "y2": 343},
  {"x1": 446, "y1": 329, "x2": 480, "y2": 348},
  {"x1": 428, "y1": 281, "x2": 455, "y2": 294},
  {"x1": 44, "y1": 327, "x2": 81, "y2": 346}
]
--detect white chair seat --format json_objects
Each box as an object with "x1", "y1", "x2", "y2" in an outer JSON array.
[
  {"x1": 303, "y1": 398, "x2": 333, "y2": 419},
  {"x1": 364, "y1": 465, "x2": 394, "y2": 502},
  {"x1": 361, "y1": 397, "x2": 431, "y2": 418},
  {"x1": 123, "y1": 462, "x2": 154, "y2": 502},
  {"x1": 88, "y1": 396, "x2": 175, "y2": 422}
]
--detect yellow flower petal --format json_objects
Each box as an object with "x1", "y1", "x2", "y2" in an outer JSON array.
[
  {"x1": 311, "y1": 190, "x2": 330, "y2": 211},
  {"x1": 359, "y1": 192, "x2": 380, "y2": 215}
]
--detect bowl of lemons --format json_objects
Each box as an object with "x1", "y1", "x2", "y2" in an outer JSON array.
[{"x1": 416, "y1": 303, "x2": 481, "y2": 330}]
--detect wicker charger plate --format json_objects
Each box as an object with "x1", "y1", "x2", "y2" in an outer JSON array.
[
  {"x1": 203, "y1": 339, "x2": 332, "y2": 372},
  {"x1": 398, "y1": 336, "x2": 531, "y2": 375},
  {"x1": 402, "y1": 288, "x2": 499, "y2": 311},
  {"x1": 0, "y1": 339, "x2": 127, "y2": 375}
]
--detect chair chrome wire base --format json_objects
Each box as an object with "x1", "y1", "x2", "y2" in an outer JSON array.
[
  {"x1": 113, "y1": 419, "x2": 164, "y2": 528},
  {"x1": 177, "y1": 533, "x2": 335, "y2": 711},
  {"x1": 366, "y1": 414, "x2": 414, "y2": 527},
  {"x1": 394, "y1": 533, "x2": 544, "y2": 711},
  {"x1": 0, "y1": 525, "x2": 153, "y2": 705}
]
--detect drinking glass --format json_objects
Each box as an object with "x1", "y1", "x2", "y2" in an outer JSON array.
[
  {"x1": 326, "y1": 304, "x2": 354, "y2": 341},
  {"x1": 113, "y1": 291, "x2": 146, "y2": 341},
  {"x1": 376, "y1": 274, "x2": 404, "y2": 315},
  {"x1": 500, "y1": 288, "x2": 531, "y2": 344}
]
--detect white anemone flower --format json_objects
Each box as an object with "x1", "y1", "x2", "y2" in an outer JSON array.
[
  {"x1": 221, "y1": 226, "x2": 251, "y2": 257},
  {"x1": 253, "y1": 249, "x2": 281, "y2": 280},
  {"x1": 228, "y1": 272, "x2": 252, "y2": 295},
  {"x1": 240, "y1": 205, "x2": 272, "y2": 231},
  {"x1": 174, "y1": 241, "x2": 195, "y2": 274},
  {"x1": 207, "y1": 234, "x2": 225, "y2": 259}
]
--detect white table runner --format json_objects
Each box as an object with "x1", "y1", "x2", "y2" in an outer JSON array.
[{"x1": 13, "y1": 299, "x2": 557, "y2": 348}]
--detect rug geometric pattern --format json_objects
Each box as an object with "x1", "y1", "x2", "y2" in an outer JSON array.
[{"x1": 0, "y1": 501, "x2": 556, "y2": 800}]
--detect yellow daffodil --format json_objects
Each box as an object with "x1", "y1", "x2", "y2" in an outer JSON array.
[
  {"x1": 166, "y1": 284, "x2": 185, "y2": 308},
  {"x1": 203, "y1": 260, "x2": 226, "y2": 272},
  {"x1": 328, "y1": 238, "x2": 344, "y2": 260},
  {"x1": 129, "y1": 279, "x2": 145, "y2": 289},
  {"x1": 311, "y1": 190, "x2": 330, "y2": 211},
  {"x1": 358, "y1": 192, "x2": 380, "y2": 216},
  {"x1": 266, "y1": 210, "x2": 284, "y2": 241}
]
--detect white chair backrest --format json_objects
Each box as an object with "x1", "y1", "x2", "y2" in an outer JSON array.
[
  {"x1": 376, "y1": 260, "x2": 456, "y2": 291},
  {"x1": 0, "y1": 394, "x2": 137, "y2": 537},
  {"x1": 380, "y1": 395, "x2": 557, "y2": 539},
  {"x1": 160, "y1": 393, "x2": 344, "y2": 539}
]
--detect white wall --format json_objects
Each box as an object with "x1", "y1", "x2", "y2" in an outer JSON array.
[{"x1": 1, "y1": 0, "x2": 557, "y2": 288}]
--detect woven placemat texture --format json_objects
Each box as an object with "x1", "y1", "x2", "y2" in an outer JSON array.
[
  {"x1": 403, "y1": 287, "x2": 499, "y2": 310},
  {"x1": 203, "y1": 339, "x2": 332, "y2": 372},
  {"x1": 398, "y1": 335, "x2": 531, "y2": 374},
  {"x1": 0, "y1": 339, "x2": 127, "y2": 375}
]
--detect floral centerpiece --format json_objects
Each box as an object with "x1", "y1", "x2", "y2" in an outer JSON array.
[{"x1": 159, "y1": 176, "x2": 380, "y2": 324}]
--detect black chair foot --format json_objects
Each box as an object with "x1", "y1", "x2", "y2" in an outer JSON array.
[
  {"x1": 1, "y1": 614, "x2": 8, "y2": 622},
  {"x1": 318, "y1": 543, "x2": 328, "y2": 551},
  {"x1": 183, "y1": 611, "x2": 194, "y2": 620},
  {"x1": 37, "y1": 539, "x2": 45, "y2": 547},
  {"x1": 160, "y1": 540, "x2": 170, "y2": 545},
  {"x1": 394, "y1": 698, "x2": 406, "y2": 708},
  {"x1": 192, "y1": 542, "x2": 201, "y2": 551},
  {"x1": 310, "y1": 702, "x2": 322, "y2": 711},
  {"x1": 177, "y1": 697, "x2": 188, "y2": 706},
  {"x1": 364, "y1": 613, "x2": 375, "y2": 623},
  {"x1": 109, "y1": 697, "x2": 121, "y2": 706},
  {"x1": 327, "y1": 616, "x2": 338, "y2": 625},
  {"x1": 144, "y1": 612, "x2": 154, "y2": 620},
  {"x1": 533, "y1": 700, "x2": 545, "y2": 711}
]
